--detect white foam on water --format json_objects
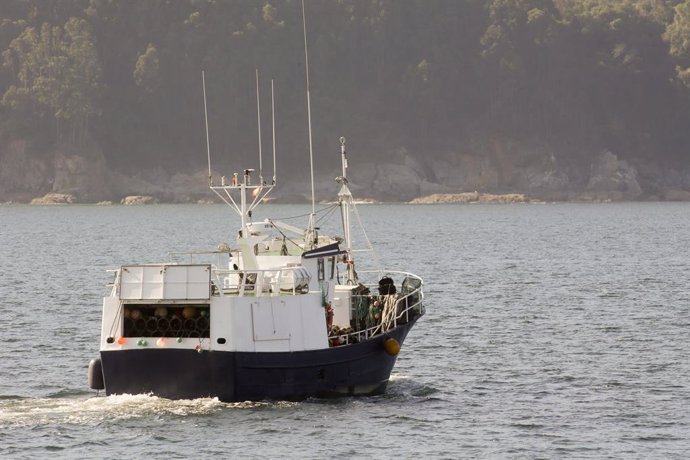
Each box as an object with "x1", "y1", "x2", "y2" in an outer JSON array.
[{"x1": 0, "y1": 394, "x2": 283, "y2": 427}]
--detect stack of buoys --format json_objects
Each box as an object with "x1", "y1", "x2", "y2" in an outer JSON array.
[
  {"x1": 370, "y1": 300, "x2": 382, "y2": 321},
  {"x1": 123, "y1": 305, "x2": 210, "y2": 338}
]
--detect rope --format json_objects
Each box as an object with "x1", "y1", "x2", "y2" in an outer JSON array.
[
  {"x1": 271, "y1": 203, "x2": 338, "y2": 221},
  {"x1": 380, "y1": 295, "x2": 399, "y2": 331},
  {"x1": 108, "y1": 300, "x2": 124, "y2": 339},
  {"x1": 315, "y1": 204, "x2": 339, "y2": 226},
  {"x1": 369, "y1": 294, "x2": 399, "y2": 336},
  {"x1": 351, "y1": 201, "x2": 381, "y2": 270},
  {"x1": 267, "y1": 203, "x2": 340, "y2": 253},
  {"x1": 267, "y1": 219, "x2": 301, "y2": 249}
]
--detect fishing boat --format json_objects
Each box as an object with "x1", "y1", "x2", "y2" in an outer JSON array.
[
  {"x1": 87, "y1": 141, "x2": 424, "y2": 401},
  {"x1": 87, "y1": 3, "x2": 425, "y2": 402}
]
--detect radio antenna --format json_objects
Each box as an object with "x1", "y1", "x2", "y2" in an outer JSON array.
[
  {"x1": 271, "y1": 79, "x2": 277, "y2": 185},
  {"x1": 256, "y1": 69, "x2": 264, "y2": 185},
  {"x1": 302, "y1": 0, "x2": 316, "y2": 220},
  {"x1": 202, "y1": 70, "x2": 212, "y2": 186}
]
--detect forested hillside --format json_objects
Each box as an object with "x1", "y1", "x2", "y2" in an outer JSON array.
[{"x1": 2, "y1": 0, "x2": 690, "y2": 202}]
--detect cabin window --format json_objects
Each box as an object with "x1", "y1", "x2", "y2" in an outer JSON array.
[
  {"x1": 122, "y1": 304, "x2": 210, "y2": 338},
  {"x1": 318, "y1": 258, "x2": 325, "y2": 281},
  {"x1": 329, "y1": 257, "x2": 335, "y2": 280}
]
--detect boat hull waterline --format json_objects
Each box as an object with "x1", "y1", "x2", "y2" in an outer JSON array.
[{"x1": 100, "y1": 318, "x2": 418, "y2": 402}]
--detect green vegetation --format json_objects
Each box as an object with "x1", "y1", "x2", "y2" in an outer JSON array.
[{"x1": 1, "y1": 0, "x2": 690, "y2": 198}]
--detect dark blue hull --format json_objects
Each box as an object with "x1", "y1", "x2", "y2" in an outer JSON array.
[{"x1": 100, "y1": 317, "x2": 418, "y2": 402}]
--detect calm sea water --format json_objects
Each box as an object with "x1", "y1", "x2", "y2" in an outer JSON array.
[{"x1": 0, "y1": 202, "x2": 688, "y2": 459}]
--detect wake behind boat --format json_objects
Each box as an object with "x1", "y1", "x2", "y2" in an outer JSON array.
[{"x1": 87, "y1": 2, "x2": 425, "y2": 402}]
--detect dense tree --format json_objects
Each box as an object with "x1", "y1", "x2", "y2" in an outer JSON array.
[
  {"x1": 665, "y1": 1, "x2": 690, "y2": 83},
  {"x1": 2, "y1": 17, "x2": 101, "y2": 144},
  {"x1": 1, "y1": 0, "x2": 690, "y2": 177}
]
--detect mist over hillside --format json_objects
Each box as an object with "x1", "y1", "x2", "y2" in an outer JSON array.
[{"x1": 2, "y1": 0, "x2": 690, "y2": 203}]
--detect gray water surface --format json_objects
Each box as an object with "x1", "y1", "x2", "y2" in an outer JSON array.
[{"x1": 0, "y1": 203, "x2": 688, "y2": 458}]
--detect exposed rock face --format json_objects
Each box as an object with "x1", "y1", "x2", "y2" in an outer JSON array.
[
  {"x1": 581, "y1": 151, "x2": 642, "y2": 201},
  {"x1": 272, "y1": 145, "x2": 670, "y2": 203},
  {"x1": 663, "y1": 189, "x2": 690, "y2": 201},
  {"x1": 351, "y1": 148, "x2": 447, "y2": 201},
  {"x1": 0, "y1": 139, "x2": 111, "y2": 202},
  {"x1": 30, "y1": 193, "x2": 76, "y2": 205},
  {"x1": 3, "y1": 137, "x2": 690, "y2": 203},
  {"x1": 120, "y1": 195, "x2": 158, "y2": 205},
  {"x1": 429, "y1": 154, "x2": 499, "y2": 192},
  {"x1": 0, "y1": 140, "x2": 52, "y2": 201},
  {"x1": 428, "y1": 143, "x2": 571, "y2": 200},
  {"x1": 510, "y1": 160, "x2": 571, "y2": 200},
  {"x1": 52, "y1": 145, "x2": 110, "y2": 201},
  {"x1": 110, "y1": 168, "x2": 217, "y2": 203}
]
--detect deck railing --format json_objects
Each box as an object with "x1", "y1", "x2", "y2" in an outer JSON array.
[
  {"x1": 329, "y1": 270, "x2": 425, "y2": 345},
  {"x1": 168, "y1": 250, "x2": 230, "y2": 266},
  {"x1": 211, "y1": 266, "x2": 311, "y2": 297}
]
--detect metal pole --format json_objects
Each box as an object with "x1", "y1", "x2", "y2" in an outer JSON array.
[
  {"x1": 302, "y1": 0, "x2": 316, "y2": 217},
  {"x1": 271, "y1": 80, "x2": 277, "y2": 185},
  {"x1": 256, "y1": 69, "x2": 264, "y2": 185},
  {"x1": 202, "y1": 71, "x2": 212, "y2": 186}
]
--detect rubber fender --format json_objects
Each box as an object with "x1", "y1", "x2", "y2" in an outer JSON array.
[
  {"x1": 383, "y1": 338, "x2": 400, "y2": 356},
  {"x1": 88, "y1": 358, "x2": 105, "y2": 390}
]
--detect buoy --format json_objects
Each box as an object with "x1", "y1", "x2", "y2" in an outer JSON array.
[
  {"x1": 383, "y1": 337, "x2": 400, "y2": 356},
  {"x1": 116, "y1": 336, "x2": 126, "y2": 345},
  {"x1": 88, "y1": 358, "x2": 105, "y2": 390},
  {"x1": 182, "y1": 306, "x2": 197, "y2": 319},
  {"x1": 156, "y1": 337, "x2": 166, "y2": 347}
]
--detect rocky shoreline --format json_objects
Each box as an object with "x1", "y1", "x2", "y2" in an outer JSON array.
[
  {"x1": 3, "y1": 140, "x2": 690, "y2": 205},
  {"x1": 6, "y1": 190, "x2": 690, "y2": 205},
  {"x1": 409, "y1": 192, "x2": 538, "y2": 204}
]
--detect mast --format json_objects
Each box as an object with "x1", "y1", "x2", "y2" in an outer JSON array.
[
  {"x1": 302, "y1": 0, "x2": 317, "y2": 245},
  {"x1": 336, "y1": 137, "x2": 355, "y2": 284}
]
